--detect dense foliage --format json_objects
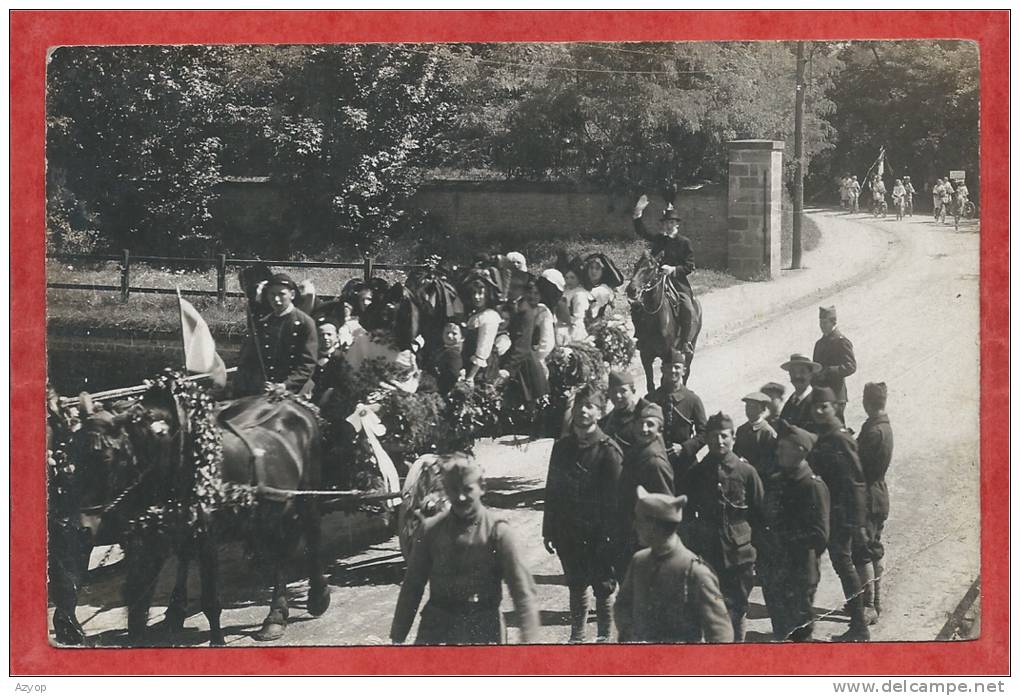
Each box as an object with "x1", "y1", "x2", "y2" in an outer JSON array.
[
  {"x1": 46, "y1": 40, "x2": 977, "y2": 256},
  {"x1": 807, "y1": 41, "x2": 980, "y2": 202}
]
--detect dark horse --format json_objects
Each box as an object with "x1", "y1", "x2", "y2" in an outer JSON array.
[
  {"x1": 49, "y1": 374, "x2": 331, "y2": 645},
  {"x1": 626, "y1": 250, "x2": 703, "y2": 394}
]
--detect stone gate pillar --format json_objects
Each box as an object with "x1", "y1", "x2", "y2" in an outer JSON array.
[{"x1": 726, "y1": 140, "x2": 784, "y2": 280}]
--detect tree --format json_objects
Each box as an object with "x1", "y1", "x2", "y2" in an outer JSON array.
[{"x1": 809, "y1": 41, "x2": 979, "y2": 203}]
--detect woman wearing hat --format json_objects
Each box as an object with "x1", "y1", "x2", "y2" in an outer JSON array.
[
  {"x1": 554, "y1": 260, "x2": 591, "y2": 346},
  {"x1": 460, "y1": 269, "x2": 504, "y2": 384},
  {"x1": 582, "y1": 252, "x2": 625, "y2": 325}
]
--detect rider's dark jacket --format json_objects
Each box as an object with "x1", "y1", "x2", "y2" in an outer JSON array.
[{"x1": 633, "y1": 215, "x2": 695, "y2": 294}]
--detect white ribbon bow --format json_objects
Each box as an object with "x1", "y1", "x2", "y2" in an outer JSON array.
[{"x1": 346, "y1": 404, "x2": 401, "y2": 507}]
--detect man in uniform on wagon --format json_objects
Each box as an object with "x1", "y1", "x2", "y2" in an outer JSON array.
[
  {"x1": 235, "y1": 273, "x2": 318, "y2": 397},
  {"x1": 647, "y1": 350, "x2": 707, "y2": 486},
  {"x1": 813, "y1": 305, "x2": 857, "y2": 423},
  {"x1": 391, "y1": 454, "x2": 540, "y2": 645}
]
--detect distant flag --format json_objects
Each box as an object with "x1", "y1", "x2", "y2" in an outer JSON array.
[
  {"x1": 876, "y1": 146, "x2": 885, "y2": 178},
  {"x1": 177, "y1": 290, "x2": 227, "y2": 388}
]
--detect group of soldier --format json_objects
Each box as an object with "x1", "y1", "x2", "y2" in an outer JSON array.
[
  {"x1": 388, "y1": 303, "x2": 894, "y2": 646},
  {"x1": 839, "y1": 171, "x2": 970, "y2": 221}
]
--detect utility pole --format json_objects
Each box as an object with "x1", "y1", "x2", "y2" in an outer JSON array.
[{"x1": 792, "y1": 41, "x2": 806, "y2": 270}]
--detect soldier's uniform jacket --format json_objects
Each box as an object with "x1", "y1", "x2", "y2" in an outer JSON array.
[
  {"x1": 647, "y1": 384, "x2": 707, "y2": 466},
  {"x1": 779, "y1": 388, "x2": 819, "y2": 433},
  {"x1": 809, "y1": 423, "x2": 868, "y2": 531},
  {"x1": 615, "y1": 542, "x2": 733, "y2": 643},
  {"x1": 683, "y1": 451, "x2": 765, "y2": 569},
  {"x1": 543, "y1": 427, "x2": 623, "y2": 546},
  {"x1": 634, "y1": 215, "x2": 696, "y2": 292},
  {"x1": 734, "y1": 418, "x2": 778, "y2": 477},
  {"x1": 812, "y1": 329, "x2": 857, "y2": 404},
  {"x1": 390, "y1": 508, "x2": 540, "y2": 645},
  {"x1": 857, "y1": 413, "x2": 894, "y2": 520},
  {"x1": 776, "y1": 466, "x2": 831, "y2": 586},
  {"x1": 616, "y1": 435, "x2": 674, "y2": 552},
  {"x1": 237, "y1": 306, "x2": 318, "y2": 395},
  {"x1": 600, "y1": 396, "x2": 652, "y2": 453}
]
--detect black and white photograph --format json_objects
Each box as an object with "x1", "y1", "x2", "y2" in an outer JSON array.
[{"x1": 44, "y1": 38, "x2": 981, "y2": 649}]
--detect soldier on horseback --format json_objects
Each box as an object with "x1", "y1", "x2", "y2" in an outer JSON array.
[{"x1": 632, "y1": 191, "x2": 697, "y2": 356}]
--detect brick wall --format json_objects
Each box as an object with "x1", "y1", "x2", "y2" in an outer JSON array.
[{"x1": 411, "y1": 181, "x2": 730, "y2": 269}]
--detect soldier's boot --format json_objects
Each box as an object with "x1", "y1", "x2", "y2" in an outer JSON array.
[
  {"x1": 856, "y1": 562, "x2": 879, "y2": 626},
  {"x1": 833, "y1": 597, "x2": 871, "y2": 642},
  {"x1": 873, "y1": 560, "x2": 885, "y2": 616},
  {"x1": 568, "y1": 587, "x2": 591, "y2": 644},
  {"x1": 595, "y1": 593, "x2": 614, "y2": 643}
]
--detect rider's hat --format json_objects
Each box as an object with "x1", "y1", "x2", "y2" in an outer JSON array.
[{"x1": 661, "y1": 203, "x2": 682, "y2": 222}]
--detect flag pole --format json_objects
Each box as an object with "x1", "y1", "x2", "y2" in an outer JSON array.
[{"x1": 176, "y1": 287, "x2": 188, "y2": 372}]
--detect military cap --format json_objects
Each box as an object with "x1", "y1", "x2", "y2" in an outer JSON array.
[
  {"x1": 760, "y1": 382, "x2": 786, "y2": 398},
  {"x1": 811, "y1": 386, "x2": 837, "y2": 404},
  {"x1": 440, "y1": 452, "x2": 484, "y2": 483},
  {"x1": 638, "y1": 402, "x2": 664, "y2": 424},
  {"x1": 741, "y1": 391, "x2": 771, "y2": 404},
  {"x1": 819, "y1": 305, "x2": 837, "y2": 320},
  {"x1": 266, "y1": 273, "x2": 299, "y2": 293},
  {"x1": 863, "y1": 382, "x2": 888, "y2": 405},
  {"x1": 608, "y1": 369, "x2": 636, "y2": 388},
  {"x1": 706, "y1": 412, "x2": 735, "y2": 432},
  {"x1": 663, "y1": 349, "x2": 687, "y2": 365},
  {"x1": 776, "y1": 419, "x2": 817, "y2": 453},
  {"x1": 781, "y1": 353, "x2": 822, "y2": 374},
  {"x1": 635, "y1": 485, "x2": 687, "y2": 523}
]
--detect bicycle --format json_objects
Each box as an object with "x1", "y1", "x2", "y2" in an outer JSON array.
[{"x1": 872, "y1": 197, "x2": 887, "y2": 218}]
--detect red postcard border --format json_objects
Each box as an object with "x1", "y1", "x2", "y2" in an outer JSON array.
[{"x1": 10, "y1": 10, "x2": 1009, "y2": 675}]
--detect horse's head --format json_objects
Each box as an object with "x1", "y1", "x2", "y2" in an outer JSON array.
[
  {"x1": 626, "y1": 251, "x2": 661, "y2": 302},
  {"x1": 71, "y1": 385, "x2": 185, "y2": 515}
]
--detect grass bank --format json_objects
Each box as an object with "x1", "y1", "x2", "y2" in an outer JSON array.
[{"x1": 47, "y1": 236, "x2": 744, "y2": 336}]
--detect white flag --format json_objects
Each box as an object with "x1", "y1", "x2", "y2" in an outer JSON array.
[
  {"x1": 178, "y1": 291, "x2": 227, "y2": 387},
  {"x1": 877, "y1": 147, "x2": 885, "y2": 178}
]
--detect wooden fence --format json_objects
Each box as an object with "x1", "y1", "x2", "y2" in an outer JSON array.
[{"x1": 47, "y1": 250, "x2": 427, "y2": 304}]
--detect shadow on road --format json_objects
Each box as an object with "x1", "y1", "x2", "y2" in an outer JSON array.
[{"x1": 328, "y1": 553, "x2": 406, "y2": 588}]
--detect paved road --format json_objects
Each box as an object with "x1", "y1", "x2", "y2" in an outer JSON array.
[{"x1": 56, "y1": 209, "x2": 980, "y2": 647}]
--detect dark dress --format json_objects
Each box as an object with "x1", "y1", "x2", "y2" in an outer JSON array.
[{"x1": 501, "y1": 300, "x2": 549, "y2": 405}]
